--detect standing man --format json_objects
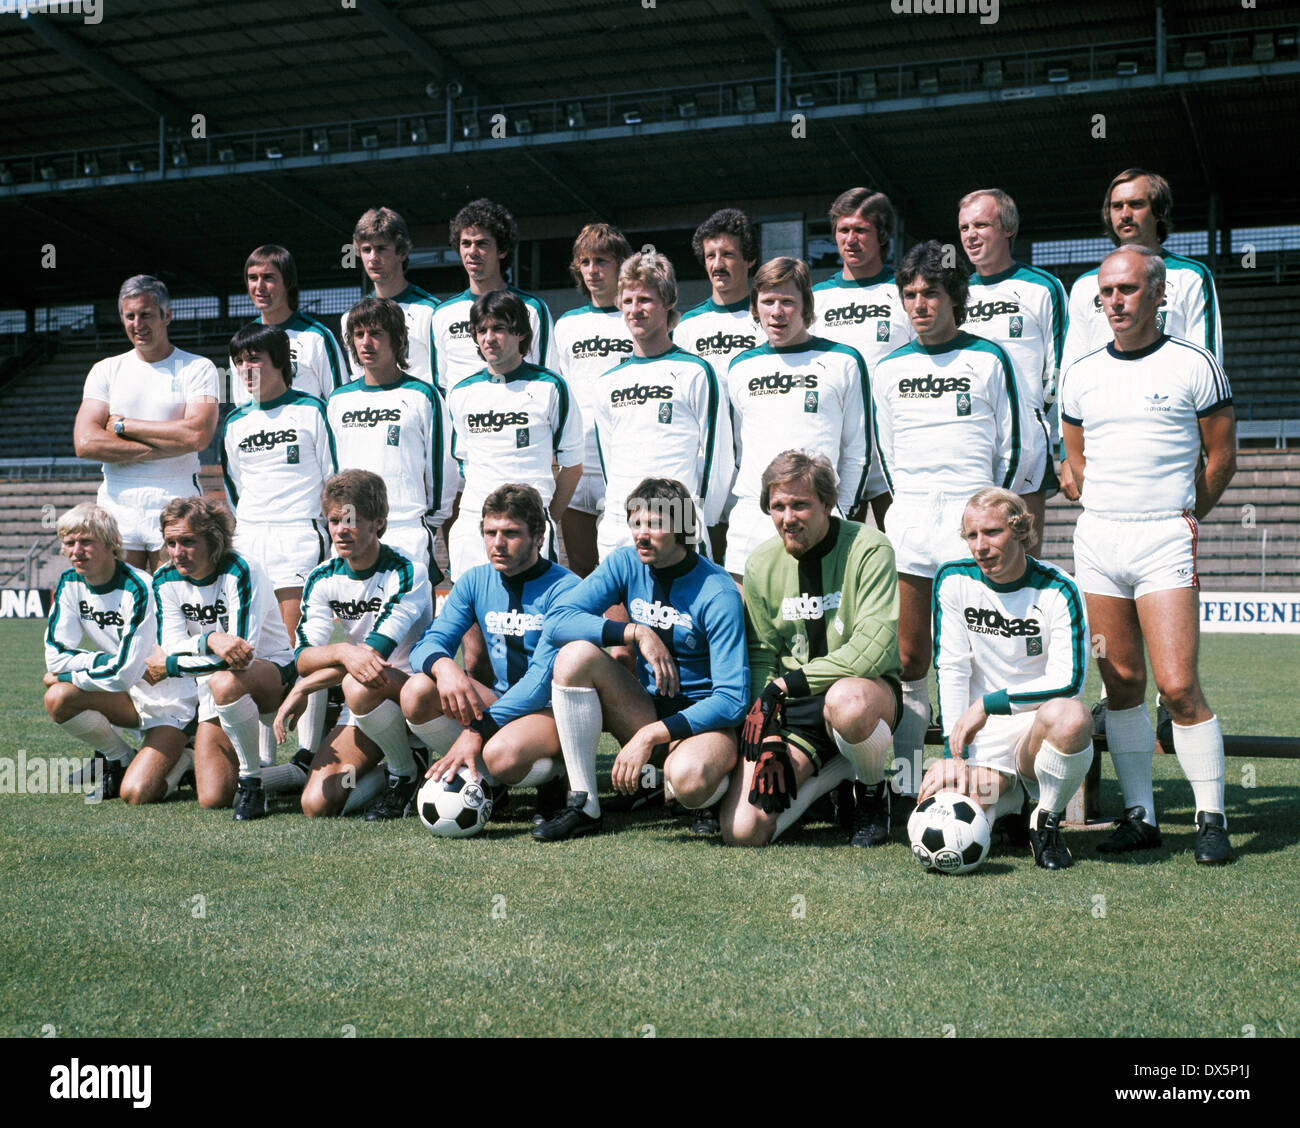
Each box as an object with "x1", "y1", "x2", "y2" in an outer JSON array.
[
  {"x1": 1061, "y1": 245, "x2": 1236, "y2": 864},
  {"x1": 235, "y1": 244, "x2": 348, "y2": 405},
  {"x1": 553, "y1": 223, "x2": 635, "y2": 577},
  {"x1": 673, "y1": 208, "x2": 761, "y2": 374},
  {"x1": 722, "y1": 451, "x2": 902, "y2": 848},
  {"x1": 812, "y1": 188, "x2": 914, "y2": 527},
  {"x1": 73, "y1": 275, "x2": 220, "y2": 571},
  {"x1": 344, "y1": 206, "x2": 440, "y2": 385},
  {"x1": 959, "y1": 188, "x2": 1068, "y2": 555}
]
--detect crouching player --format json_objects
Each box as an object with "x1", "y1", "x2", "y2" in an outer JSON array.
[
  {"x1": 279, "y1": 471, "x2": 432, "y2": 819},
  {"x1": 43, "y1": 503, "x2": 196, "y2": 802},
  {"x1": 147, "y1": 497, "x2": 296, "y2": 818},
  {"x1": 723, "y1": 451, "x2": 902, "y2": 848},
  {"x1": 402, "y1": 484, "x2": 580, "y2": 823},
  {"x1": 921, "y1": 488, "x2": 1092, "y2": 869},
  {"x1": 533, "y1": 477, "x2": 748, "y2": 841}
]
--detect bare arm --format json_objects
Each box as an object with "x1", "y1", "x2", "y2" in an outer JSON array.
[
  {"x1": 110, "y1": 398, "x2": 219, "y2": 458},
  {"x1": 1195, "y1": 406, "x2": 1236, "y2": 519},
  {"x1": 550, "y1": 462, "x2": 583, "y2": 521},
  {"x1": 73, "y1": 398, "x2": 153, "y2": 463},
  {"x1": 1062, "y1": 421, "x2": 1085, "y2": 498}
]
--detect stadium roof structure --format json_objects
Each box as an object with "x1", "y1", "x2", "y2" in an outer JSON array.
[{"x1": 2, "y1": 0, "x2": 1298, "y2": 308}]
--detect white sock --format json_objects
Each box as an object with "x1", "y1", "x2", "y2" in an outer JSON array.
[
  {"x1": 893, "y1": 679, "x2": 930, "y2": 797},
  {"x1": 163, "y1": 747, "x2": 194, "y2": 799},
  {"x1": 214, "y1": 695, "x2": 262, "y2": 779},
  {"x1": 679, "y1": 773, "x2": 730, "y2": 810},
  {"x1": 298, "y1": 690, "x2": 328, "y2": 756},
  {"x1": 552, "y1": 684, "x2": 603, "y2": 818},
  {"x1": 833, "y1": 718, "x2": 893, "y2": 786},
  {"x1": 514, "y1": 757, "x2": 560, "y2": 789},
  {"x1": 263, "y1": 760, "x2": 308, "y2": 794},
  {"x1": 353, "y1": 699, "x2": 417, "y2": 779},
  {"x1": 57, "y1": 712, "x2": 134, "y2": 762},
  {"x1": 1172, "y1": 716, "x2": 1226, "y2": 821},
  {"x1": 259, "y1": 713, "x2": 278, "y2": 768},
  {"x1": 340, "y1": 764, "x2": 388, "y2": 814},
  {"x1": 1033, "y1": 739, "x2": 1094, "y2": 816},
  {"x1": 1105, "y1": 704, "x2": 1157, "y2": 824},
  {"x1": 409, "y1": 714, "x2": 462, "y2": 757},
  {"x1": 772, "y1": 757, "x2": 855, "y2": 843},
  {"x1": 987, "y1": 780, "x2": 1025, "y2": 821}
]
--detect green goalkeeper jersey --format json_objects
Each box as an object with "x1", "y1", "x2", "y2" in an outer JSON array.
[{"x1": 743, "y1": 517, "x2": 901, "y2": 697}]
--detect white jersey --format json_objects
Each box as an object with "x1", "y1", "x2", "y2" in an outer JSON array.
[
  {"x1": 874, "y1": 331, "x2": 1022, "y2": 496},
  {"x1": 82, "y1": 347, "x2": 219, "y2": 493},
  {"x1": 933, "y1": 557, "x2": 1088, "y2": 735},
  {"x1": 431, "y1": 286, "x2": 555, "y2": 394},
  {"x1": 327, "y1": 375, "x2": 458, "y2": 527},
  {"x1": 1060, "y1": 334, "x2": 1232, "y2": 515},
  {"x1": 672, "y1": 297, "x2": 761, "y2": 373},
  {"x1": 44, "y1": 561, "x2": 155, "y2": 694},
  {"x1": 296, "y1": 545, "x2": 432, "y2": 674},
  {"x1": 593, "y1": 347, "x2": 734, "y2": 536},
  {"x1": 554, "y1": 303, "x2": 635, "y2": 472},
  {"x1": 812, "y1": 269, "x2": 914, "y2": 369},
  {"x1": 1061, "y1": 251, "x2": 1222, "y2": 374},
  {"x1": 219, "y1": 389, "x2": 336, "y2": 522},
  {"x1": 153, "y1": 553, "x2": 294, "y2": 678},
  {"x1": 447, "y1": 361, "x2": 583, "y2": 511},
  {"x1": 342, "y1": 283, "x2": 440, "y2": 385},
  {"x1": 726, "y1": 337, "x2": 871, "y2": 514},
  {"x1": 965, "y1": 262, "x2": 1067, "y2": 444},
  {"x1": 229, "y1": 311, "x2": 349, "y2": 406}
]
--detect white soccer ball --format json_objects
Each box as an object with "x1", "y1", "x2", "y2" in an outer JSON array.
[
  {"x1": 417, "y1": 769, "x2": 494, "y2": 838},
  {"x1": 907, "y1": 790, "x2": 991, "y2": 874}
]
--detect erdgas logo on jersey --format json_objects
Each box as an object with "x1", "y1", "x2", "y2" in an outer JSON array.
[
  {"x1": 781, "y1": 591, "x2": 842, "y2": 620},
  {"x1": 466, "y1": 410, "x2": 529, "y2": 433},
  {"x1": 897, "y1": 374, "x2": 971, "y2": 399},
  {"x1": 822, "y1": 302, "x2": 890, "y2": 326},
  {"x1": 965, "y1": 298, "x2": 1020, "y2": 322},
  {"x1": 629, "y1": 597, "x2": 693, "y2": 631},
  {"x1": 448, "y1": 319, "x2": 473, "y2": 340},
  {"x1": 484, "y1": 609, "x2": 545, "y2": 636},
  {"x1": 610, "y1": 384, "x2": 673, "y2": 408},
  {"x1": 339, "y1": 407, "x2": 401, "y2": 427},
  {"x1": 747, "y1": 371, "x2": 819, "y2": 396},
  {"x1": 238, "y1": 427, "x2": 298, "y2": 453},
  {"x1": 571, "y1": 336, "x2": 633, "y2": 361},
  {"x1": 181, "y1": 599, "x2": 227, "y2": 625},
  {"x1": 78, "y1": 601, "x2": 123, "y2": 628},
  {"x1": 694, "y1": 330, "x2": 757, "y2": 355},
  {"x1": 329, "y1": 596, "x2": 383, "y2": 618},
  {"x1": 964, "y1": 606, "x2": 1041, "y2": 637}
]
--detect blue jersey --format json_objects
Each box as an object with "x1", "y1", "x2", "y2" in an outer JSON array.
[
  {"x1": 545, "y1": 546, "x2": 749, "y2": 741},
  {"x1": 409, "y1": 558, "x2": 581, "y2": 734}
]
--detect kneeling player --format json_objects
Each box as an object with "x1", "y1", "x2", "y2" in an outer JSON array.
[
  {"x1": 722, "y1": 451, "x2": 902, "y2": 848},
  {"x1": 280, "y1": 471, "x2": 432, "y2": 819},
  {"x1": 146, "y1": 497, "x2": 296, "y2": 818},
  {"x1": 43, "y1": 503, "x2": 196, "y2": 802},
  {"x1": 920, "y1": 488, "x2": 1092, "y2": 868},
  {"x1": 401, "y1": 484, "x2": 580, "y2": 823},
  {"x1": 533, "y1": 477, "x2": 748, "y2": 840}
]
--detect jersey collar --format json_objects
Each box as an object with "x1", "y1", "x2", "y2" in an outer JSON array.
[
  {"x1": 86, "y1": 561, "x2": 128, "y2": 595},
  {"x1": 1106, "y1": 334, "x2": 1169, "y2": 362},
  {"x1": 651, "y1": 548, "x2": 698, "y2": 581},
  {"x1": 503, "y1": 556, "x2": 551, "y2": 587},
  {"x1": 969, "y1": 262, "x2": 1021, "y2": 286},
  {"x1": 803, "y1": 517, "x2": 840, "y2": 563}
]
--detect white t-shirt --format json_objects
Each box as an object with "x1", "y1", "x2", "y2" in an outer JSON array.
[
  {"x1": 553, "y1": 303, "x2": 635, "y2": 473},
  {"x1": 812, "y1": 269, "x2": 914, "y2": 369},
  {"x1": 431, "y1": 286, "x2": 555, "y2": 395},
  {"x1": 342, "y1": 283, "x2": 440, "y2": 386},
  {"x1": 220, "y1": 389, "x2": 336, "y2": 523},
  {"x1": 228, "y1": 311, "x2": 348, "y2": 407},
  {"x1": 672, "y1": 297, "x2": 761, "y2": 374}
]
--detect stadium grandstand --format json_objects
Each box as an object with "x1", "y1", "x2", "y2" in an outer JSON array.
[{"x1": 1, "y1": 0, "x2": 1297, "y2": 597}]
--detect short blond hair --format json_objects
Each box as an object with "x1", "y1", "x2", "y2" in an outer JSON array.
[
  {"x1": 618, "y1": 251, "x2": 679, "y2": 330},
  {"x1": 963, "y1": 487, "x2": 1034, "y2": 545},
  {"x1": 57, "y1": 503, "x2": 123, "y2": 560}
]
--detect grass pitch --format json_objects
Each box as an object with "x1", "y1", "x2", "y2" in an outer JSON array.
[{"x1": 1, "y1": 621, "x2": 1296, "y2": 1038}]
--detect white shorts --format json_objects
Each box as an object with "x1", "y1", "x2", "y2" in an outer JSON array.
[
  {"x1": 864, "y1": 447, "x2": 890, "y2": 502},
  {"x1": 97, "y1": 479, "x2": 199, "y2": 552},
  {"x1": 1010, "y1": 409, "x2": 1053, "y2": 496},
  {"x1": 966, "y1": 711, "x2": 1037, "y2": 779},
  {"x1": 724, "y1": 498, "x2": 779, "y2": 576},
  {"x1": 383, "y1": 519, "x2": 437, "y2": 577},
  {"x1": 130, "y1": 677, "x2": 198, "y2": 732},
  {"x1": 567, "y1": 470, "x2": 606, "y2": 517},
  {"x1": 884, "y1": 492, "x2": 971, "y2": 579},
  {"x1": 450, "y1": 508, "x2": 555, "y2": 580},
  {"x1": 1073, "y1": 509, "x2": 1199, "y2": 601},
  {"x1": 235, "y1": 519, "x2": 327, "y2": 591}
]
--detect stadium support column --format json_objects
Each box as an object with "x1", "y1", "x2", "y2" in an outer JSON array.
[{"x1": 1207, "y1": 193, "x2": 1219, "y2": 272}]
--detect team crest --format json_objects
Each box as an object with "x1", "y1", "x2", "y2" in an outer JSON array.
[
  {"x1": 1009, "y1": 315, "x2": 1023, "y2": 338},
  {"x1": 804, "y1": 390, "x2": 819, "y2": 413},
  {"x1": 876, "y1": 321, "x2": 890, "y2": 342},
  {"x1": 1026, "y1": 636, "x2": 1042, "y2": 656},
  {"x1": 515, "y1": 427, "x2": 530, "y2": 448},
  {"x1": 386, "y1": 425, "x2": 400, "y2": 446},
  {"x1": 658, "y1": 402, "x2": 673, "y2": 424},
  {"x1": 286, "y1": 444, "x2": 299, "y2": 464},
  {"x1": 956, "y1": 392, "x2": 972, "y2": 416},
  {"x1": 1156, "y1": 311, "x2": 1167, "y2": 332}
]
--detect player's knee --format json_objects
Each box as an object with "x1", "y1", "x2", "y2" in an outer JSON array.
[
  {"x1": 1038, "y1": 697, "x2": 1092, "y2": 747},
  {"x1": 196, "y1": 781, "x2": 233, "y2": 809},
  {"x1": 899, "y1": 652, "x2": 931, "y2": 682},
  {"x1": 207, "y1": 671, "x2": 241, "y2": 706},
  {"x1": 825, "y1": 679, "x2": 885, "y2": 737},
  {"x1": 399, "y1": 674, "x2": 438, "y2": 721},
  {"x1": 123, "y1": 777, "x2": 164, "y2": 806},
  {"x1": 721, "y1": 801, "x2": 774, "y2": 848},
  {"x1": 1155, "y1": 679, "x2": 1205, "y2": 721},
  {"x1": 43, "y1": 684, "x2": 76, "y2": 721},
  {"x1": 553, "y1": 640, "x2": 602, "y2": 686},
  {"x1": 300, "y1": 787, "x2": 336, "y2": 818},
  {"x1": 665, "y1": 761, "x2": 710, "y2": 808}
]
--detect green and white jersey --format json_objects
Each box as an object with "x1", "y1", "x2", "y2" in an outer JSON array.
[
  {"x1": 932, "y1": 557, "x2": 1088, "y2": 737},
  {"x1": 230, "y1": 311, "x2": 348, "y2": 406},
  {"x1": 672, "y1": 296, "x2": 761, "y2": 373},
  {"x1": 343, "y1": 283, "x2": 440, "y2": 386},
  {"x1": 219, "y1": 389, "x2": 336, "y2": 522},
  {"x1": 296, "y1": 546, "x2": 432, "y2": 674},
  {"x1": 812, "y1": 269, "x2": 914, "y2": 370},
  {"x1": 431, "y1": 286, "x2": 555, "y2": 394},
  {"x1": 726, "y1": 337, "x2": 871, "y2": 514},
  {"x1": 327, "y1": 375, "x2": 458, "y2": 527},
  {"x1": 742, "y1": 517, "x2": 901, "y2": 696},
  {"x1": 874, "y1": 332, "x2": 1021, "y2": 496},
  {"x1": 554, "y1": 303, "x2": 635, "y2": 472},
  {"x1": 45, "y1": 561, "x2": 155, "y2": 694},
  {"x1": 447, "y1": 361, "x2": 583, "y2": 512},
  {"x1": 1061, "y1": 250, "x2": 1221, "y2": 375},
  {"x1": 153, "y1": 553, "x2": 293, "y2": 678}
]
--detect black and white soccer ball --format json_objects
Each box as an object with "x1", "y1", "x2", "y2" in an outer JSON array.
[
  {"x1": 417, "y1": 769, "x2": 493, "y2": 838},
  {"x1": 907, "y1": 790, "x2": 991, "y2": 874}
]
